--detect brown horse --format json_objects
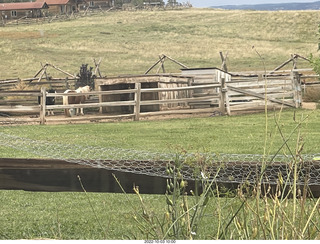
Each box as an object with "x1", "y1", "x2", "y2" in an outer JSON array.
[{"x1": 63, "y1": 85, "x2": 91, "y2": 117}]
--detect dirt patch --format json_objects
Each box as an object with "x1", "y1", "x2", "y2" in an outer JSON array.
[
  {"x1": 0, "y1": 31, "x2": 57, "y2": 40},
  {"x1": 301, "y1": 102, "x2": 318, "y2": 110}
]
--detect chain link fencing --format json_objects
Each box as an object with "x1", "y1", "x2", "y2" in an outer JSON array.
[{"x1": 1, "y1": 121, "x2": 320, "y2": 187}]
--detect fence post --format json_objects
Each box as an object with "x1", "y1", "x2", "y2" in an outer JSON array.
[
  {"x1": 292, "y1": 56, "x2": 302, "y2": 108},
  {"x1": 40, "y1": 87, "x2": 46, "y2": 125},
  {"x1": 219, "y1": 51, "x2": 228, "y2": 72},
  {"x1": 65, "y1": 77, "x2": 69, "y2": 89},
  {"x1": 219, "y1": 71, "x2": 230, "y2": 115},
  {"x1": 134, "y1": 83, "x2": 141, "y2": 121},
  {"x1": 225, "y1": 73, "x2": 231, "y2": 115},
  {"x1": 98, "y1": 85, "x2": 103, "y2": 114},
  {"x1": 291, "y1": 71, "x2": 301, "y2": 108}
]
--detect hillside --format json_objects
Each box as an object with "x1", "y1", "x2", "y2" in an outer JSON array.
[
  {"x1": 211, "y1": 1, "x2": 320, "y2": 11},
  {"x1": 0, "y1": 8, "x2": 319, "y2": 79}
]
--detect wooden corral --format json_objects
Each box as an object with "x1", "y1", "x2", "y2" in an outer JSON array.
[
  {"x1": 96, "y1": 74, "x2": 193, "y2": 114},
  {"x1": 0, "y1": 78, "x2": 77, "y2": 117},
  {"x1": 182, "y1": 67, "x2": 305, "y2": 114},
  {"x1": 181, "y1": 68, "x2": 232, "y2": 109},
  {"x1": 228, "y1": 72, "x2": 299, "y2": 112},
  {"x1": 0, "y1": 66, "x2": 316, "y2": 125}
]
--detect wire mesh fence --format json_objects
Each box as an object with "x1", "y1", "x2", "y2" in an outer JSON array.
[{"x1": 1, "y1": 121, "x2": 320, "y2": 187}]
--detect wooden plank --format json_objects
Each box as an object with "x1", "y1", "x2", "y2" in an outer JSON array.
[
  {"x1": 192, "y1": 92, "x2": 219, "y2": 97},
  {"x1": 158, "y1": 81, "x2": 189, "y2": 85},
  {"x1": 228, "y1": 80, "x2": 293, "y2": 88},
  {"x1": 47, "y1": 100, "x2": 136, "y2": 110},
  {"x1": 46, "y1": 114, "x2": 135, "y2": 123},
  {"x1": 46, "y1": 89, "x2": 137, "y2": 97},
  {"x1": 231, "y1": 68, "x2": 313, "y2": 76},
  {"x1": 0, "y1": 99, "x2": 37, "y2": 104},
  {"x1": 144, "y1": 55, "x2": 166, "y2": 74},
  {"x1": 190, "y1": 74, "x2": 216, "y2": 79},
  {"x1": 267, "y1": 92, "x2": 294, "y2": 99},
  {"x1": 267, "y1": 57, "x2": 294, "y2": 75},
  {"x1": 219, "y1": 74, "x2": 226, "y2": 115},
  {"x1": 230, "y1": 99, "x2": 294, "y2": 107},
  {"x1": 0, "y1": 79, "x2": 19, "y2": 84},
  {"x1": 96, "y1": 74, "x2": 191, "y2": 86},
  {"x1": 139, "y1": 107, "x2": 217, "y2": 117},
  {"x1": 230, "y1": 103, "x2": 286, "y2": 111},
  {"x1": 227, "y1": 85, "x2": 295, "y2": 107},
  {"x1": 140, "y1": 96, "x2": 217, "y2": 106},
  {"x1": 188, "y1": 101, "x2": 212, "y2": 106},
  {"x1": 0, "y1": 105, "x2": 40, "y2": 113},
  {"x1": 47, "y1": 63, "x2": 77, "y2": 79},
  {"x1": 40, "y1": 87, "x2": 46, "y2": 125},
  {"x1": 0, "y1": 92, "x2": 41, "y2": 97},
  {"x1": 45, "y1": 84, "x2": 220, "y2": 98},
  {"x1": 134, "y1": 83, "x2": 141, "y2": 121},
  {"x1": 228, "y1": 92, "x2": 294, "y2": 102},
  {"x1": 228, "y1": 90, "x2": 295, "y2": 102},
  {"x1": 227, "y1": 87, "x2": 293, "y2": 96},
  {"x1": 164, "y1": 54, "x2": 189, "y2": 69},
  {"x1": 230, "y1": 101, "x2": 267, "y2": 107},
  {"x1": 141, "y1": 84, "x2": 221, "y2": 93}
]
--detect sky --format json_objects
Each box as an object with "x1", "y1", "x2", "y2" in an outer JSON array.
[{"x1": 189, "y1": 0, "x2": 318, "y2": 7}]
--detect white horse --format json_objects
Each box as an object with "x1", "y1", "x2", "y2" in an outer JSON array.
[{"x1": 63, "y1": 85, "x2": 91, "y2": 117}]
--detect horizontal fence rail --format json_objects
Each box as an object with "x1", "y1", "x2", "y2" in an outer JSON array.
[{"x1": 40, "y1": 83, "x2": 222, "y2": 124}]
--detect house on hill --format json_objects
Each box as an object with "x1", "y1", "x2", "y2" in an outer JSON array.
[
  {"x1": 0, "y1": 2, "x2": 49, "y2": 19},
  {"x1": 143, "y1": 0, "x2": 165, "y2": 8},
  {"x1": 36, "y1": 0, "x2": 83, "y2": 15},
  {"x1": 79, "y1": 0, "x2": 113, "y2": 10}
]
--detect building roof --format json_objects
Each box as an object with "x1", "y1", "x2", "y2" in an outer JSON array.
[
  {"x1": 181, "y1": 67, "x2": 232, "y2": 75},
  {"x1": 36, "y1": 0, "x2": 71, "y2": 5},
  {"x1": 0, "y1": 2, "x2": 48, "y2": 11}
]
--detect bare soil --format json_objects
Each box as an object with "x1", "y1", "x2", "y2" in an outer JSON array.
[{"x1": 302, "y1": 102, "x2": 318, "y2": 110}]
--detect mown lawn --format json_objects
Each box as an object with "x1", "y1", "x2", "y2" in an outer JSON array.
[
  {"x1": 0, "y1": 190, "x2": 247, "y2": 240},
  {"x1": 1, "y1": 108, "x2": 320, "y2": 158},
  {"x1": 0, "y1": 186, "x2": 319, "y2": 239},
  {"x1": 0, "y1": 190, "x2": 162, "y2": 239}
]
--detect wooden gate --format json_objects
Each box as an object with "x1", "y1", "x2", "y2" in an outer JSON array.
[{"x1": 223, "y1": 71, "x2": 301, "y2": 114}]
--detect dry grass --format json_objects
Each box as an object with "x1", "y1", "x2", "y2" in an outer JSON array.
[
  {"x1": 0, "y1": 9, "x2": 319, "y2": 79},
  {"x1": 303, "y1": 86, "x2": 320, "y2": 102}
]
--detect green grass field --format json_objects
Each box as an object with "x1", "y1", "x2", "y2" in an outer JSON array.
[
  {"x1": 1, "y1": 109, "x2": 320, "y2": 158},
  {"x1": 0, "y1": 109, "x2": 320, "y2": 240},
  {"x1": 0, "y1": 190, "x2": 274, "y2": 239},
  {"x1": 0, "y1": 8, "x2": 319, "y2": 79}
]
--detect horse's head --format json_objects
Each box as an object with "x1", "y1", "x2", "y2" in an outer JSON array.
[
  {"x1": 85, "y1": 85, "x2": 92, "y2": 92},
  {"x1": 83, "y1": 85, "x2": 91, "y2": 99}
]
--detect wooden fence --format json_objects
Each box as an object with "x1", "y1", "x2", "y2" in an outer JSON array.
[
  {"x1": 39, "y1": 83, "x2": 224, "y2": 124},
  {"x1": 0, "y1": 8, "x2": 113, "y2": 27},
  {"x1": 0, "y1": 69, "x2": 304, "y2": 124},
  {"x1": 0, "y1": 77, "x2": 76, "y2": 92},
  {"x1": 227, "y1": 70, "x2": 301, "y2": 112}
]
